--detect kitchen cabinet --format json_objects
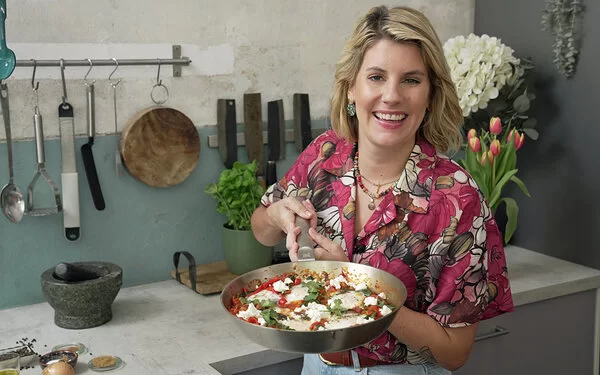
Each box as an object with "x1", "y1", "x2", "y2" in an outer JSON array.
[{"x1": 456, "y1": 289, "x2": 596, "y2": 375}]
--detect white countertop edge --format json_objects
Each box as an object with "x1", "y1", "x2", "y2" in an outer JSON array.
[{"x1": 512, "y1": 275, "x2": 600, "y2": 306}]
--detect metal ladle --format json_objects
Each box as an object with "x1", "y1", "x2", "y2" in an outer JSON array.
[{"x1": 0, "y1": 81, "x2": 24, "y2": 222}]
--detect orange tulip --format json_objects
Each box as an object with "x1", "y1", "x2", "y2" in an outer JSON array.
[
  {"x1": 507, "y1": 129, "x2": 516, "y2": 143},
  {"x1": 490, "y1": 139, "x2": 501, "y2": 156},
  {"x1": 489, "y1": 117, "x2": 502, "y2": 135},
  {"x1": 480, "y1": 152, "x2": 487, "y2": 166},
  {"x1": 468, "y1": 137, "x2": 481, "y2": 152},
  {"x1": 515, "y1": 132, "x2": 525, "y2": 150},
  {"x1": 467, "y1": 129, "x2": 478, "y2": 140},
  {"x1": 487, "y1": 150, "x2": 494, "y2": 163}
]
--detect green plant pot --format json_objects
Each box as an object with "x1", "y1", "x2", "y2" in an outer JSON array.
[{"x1": 222, "y1": 225, "x2": 273, "y2": 275}]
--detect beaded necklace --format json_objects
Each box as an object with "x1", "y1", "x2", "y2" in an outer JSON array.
[{"x1": 353, "y1": 149, "x2": 398, "y2": 210}]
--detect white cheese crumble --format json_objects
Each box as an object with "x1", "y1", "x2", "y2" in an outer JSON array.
[
  {"x1": 363, "y1": 296, "x2": 378, "y2": 306},
  {"x1": 350, "y1": 282, "x2": 367, "y2": 291},
  {"x1": 381, "y1": 305, "x2": 393, "y2": 316},
  {"x1": 237, "y1": 303, "x2": 261, "y2": 320},
  {"x1": 284, "y1": 277, "x2": 294, "y2": 285},
  {"x1": 294, "y1": 302, "x2": 330, "y2": 323},
  {"x1": 249, "y1": 289, "x2": 280, "y2": 302},
  {"x1": 258, "y1": 317, "x2": 267, "y2": 326},
  {"x1": 329, "y1": 275, "x2": 348, "y2": 290},
  {"x1": 272, "y1": 280, "x2": 290, "y2": 292},
  {"x1": 378, "y1": 292, "x2": 387, "y2": 300},
  {"x1": 286, "y1": 285, "x2": 308, "y2": 302}
]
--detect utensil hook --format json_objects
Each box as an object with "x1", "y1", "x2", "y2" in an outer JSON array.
[
  {"x1": 31, "y1": 59, "x2": 40, "y2": 108},
  {"x1": 108, "y1": 58, "x2": 121, "y2": 88},
  {"x1": 155, "y1": 58, "x2": 162, "y2": 86},
  {"x1": 83, "y1": 58, "x2": 95, "y2": 86},
  {"x1": 150, "y1": 58, "x2": 169, "y2": 105},
  {"x1": 59, "y1": 58, "x2": 68, "y2": 105}
]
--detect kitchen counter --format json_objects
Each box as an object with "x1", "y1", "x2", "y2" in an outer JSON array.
[{"x1": 2, "y1": 245, "x2": 600, "y2": 375}]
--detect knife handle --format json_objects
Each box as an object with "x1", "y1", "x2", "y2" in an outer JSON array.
[{"x1": 266, "y1": 160, "x2": 277, "y2": 186}]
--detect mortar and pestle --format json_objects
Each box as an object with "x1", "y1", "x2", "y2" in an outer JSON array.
[{"x1": 41, "y1": 262, "x2": 123, "y2": 329}]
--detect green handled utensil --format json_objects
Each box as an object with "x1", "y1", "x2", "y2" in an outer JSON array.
[{"x1": 0, "y1": 0, "x2": 15, "y2": 80}]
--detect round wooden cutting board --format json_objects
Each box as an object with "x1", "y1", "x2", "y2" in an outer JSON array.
[{"x1": 120, "y1": 106, "x2": 200, "y2": 187}]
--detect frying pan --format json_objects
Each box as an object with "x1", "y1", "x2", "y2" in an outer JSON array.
[{"x1": 220, "y1": 218, "x2": 407, "y2": 353}]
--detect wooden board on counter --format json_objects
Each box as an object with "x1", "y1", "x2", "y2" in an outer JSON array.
[{"x1": 171, "y1": 261, "x2": 237, "y2": 295}]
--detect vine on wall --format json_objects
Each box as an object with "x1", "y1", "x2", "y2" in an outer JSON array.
[{"x1": 541, "y1": 0, "x2": 585, "y2": 79}]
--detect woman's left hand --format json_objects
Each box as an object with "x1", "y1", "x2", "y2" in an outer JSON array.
[{"x1": 308, "y1": 228, "x2": 349, "y2": 261}]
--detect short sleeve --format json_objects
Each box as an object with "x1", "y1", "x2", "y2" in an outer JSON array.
[{"x1": 426, "y1": 182, "x2": 513, "y2": 327}]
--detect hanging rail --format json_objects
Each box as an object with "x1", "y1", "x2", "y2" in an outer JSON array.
[
  {"x1": 12, "y1": 45, "x2": 191, "y2": 77},
  {"x1": 14, "y1": 58, "x2": 190, "y2": 67}
]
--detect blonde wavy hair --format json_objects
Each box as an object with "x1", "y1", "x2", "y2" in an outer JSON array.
[{"x1": 330, "y1": 5, "x2": 463, "y2": 154}]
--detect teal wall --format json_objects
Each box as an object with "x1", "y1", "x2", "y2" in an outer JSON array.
[{"x1": 0, "y1": 123, "x2": 316, "y2": 309}]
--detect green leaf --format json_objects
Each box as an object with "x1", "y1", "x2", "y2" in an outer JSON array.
[
  {"x1": 510, "y1": 175, "x2": 531, "y2": 197},
  {"x1": 522, "y1": 128, "x2": 539, "y2": 140},
  {"x1": 522, "y1": 118, "x2": 537, "y2": 128},
  {"x1": 513, "y1": 93, "x2": 530, "y2": 113},
  {"x1": 499, "y1": 197, "x2": 519, "y2": 244},
  {"x1": 488, "y1": 169, "x2": 519, "y2": 208}
]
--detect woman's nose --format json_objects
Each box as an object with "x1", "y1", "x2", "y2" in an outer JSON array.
[{"x1": 382, "y1": 83, "x2": 402, "y2": 103}]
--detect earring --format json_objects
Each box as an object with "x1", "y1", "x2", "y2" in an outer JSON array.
[{"x1": 346, "y1": 102, "x2": 356, "y2": 117}]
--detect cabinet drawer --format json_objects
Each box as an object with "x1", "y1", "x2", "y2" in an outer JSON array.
[{"x1": 455, "y1": 289, "x2": 596, "y2": 375}]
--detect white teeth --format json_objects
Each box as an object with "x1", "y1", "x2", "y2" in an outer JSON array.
[{"x1": 375, "y1": 112, "x2": 407, "y2": 121}]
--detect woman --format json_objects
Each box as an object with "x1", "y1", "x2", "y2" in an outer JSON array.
[{"x1": 251, "y1": 5, "x2": 513, "y2": 374}]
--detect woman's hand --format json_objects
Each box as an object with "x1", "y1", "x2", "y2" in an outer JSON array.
[
  {"x1": 259, "y1": 198, "x2": 316, "y2": 254},
  {"x1": 306, "y1": 227, "x2": 349, "y2": 262}
]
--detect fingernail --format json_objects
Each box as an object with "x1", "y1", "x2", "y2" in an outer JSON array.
[{"x1": 304, "y1": 210, "x2": 311, "y2": 217}]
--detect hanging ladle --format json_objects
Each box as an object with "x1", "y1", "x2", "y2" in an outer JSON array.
[
  {"x1": 0, "y1": 1, "x2": 16, "y2": 80},
  {"x1": 0, "y1": 81, "x2": 24, "y2": 222}
]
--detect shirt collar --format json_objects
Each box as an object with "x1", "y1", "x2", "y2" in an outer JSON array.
[{"x1": 321, "y1": 135, "x2": 436, "y2": 214}]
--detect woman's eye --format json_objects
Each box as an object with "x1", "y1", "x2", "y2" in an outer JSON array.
[
  {"x1": 368, "y1": 75, "x2": 384, "y2": 82},
  {"x1": 405, "y1": 78, "x2": 420, "y2": 85}
]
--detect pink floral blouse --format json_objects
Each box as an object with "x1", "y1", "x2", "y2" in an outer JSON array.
[{"x1": 261, "y1": 130, "x2": 514, "y2": 364}]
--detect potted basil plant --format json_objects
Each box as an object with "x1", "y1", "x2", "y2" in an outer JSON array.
[{"x1": 205, "y1": 161, "x2": 273, "y2": 274}]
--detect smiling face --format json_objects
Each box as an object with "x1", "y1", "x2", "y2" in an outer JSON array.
[{"x1": 348, "y1": 39, "x2": 431, "y2": 152}]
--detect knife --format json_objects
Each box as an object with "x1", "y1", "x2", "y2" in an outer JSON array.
[
  {"x1": 293, "y1": 93, "x2": 312, "y2": 152},
  {"x1": 217, "y1": 99, "x2": 237, "y2": 169},
  {"x1": 244, "y1": 93, "x2": 264, "y2": 185}
]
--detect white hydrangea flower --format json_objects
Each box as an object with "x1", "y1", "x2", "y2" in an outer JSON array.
[{"x1": 443, "y1": 34, "x2": 524, "y2": 117}]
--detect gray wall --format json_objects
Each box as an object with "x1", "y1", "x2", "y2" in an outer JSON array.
[{"x1": 474, "y1": 1, "x2": 600, "y2": 268}]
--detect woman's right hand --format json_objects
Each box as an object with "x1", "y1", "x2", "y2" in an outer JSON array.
[{"x1": 265, "y1": 198, "x2": 317, "y2": 261}]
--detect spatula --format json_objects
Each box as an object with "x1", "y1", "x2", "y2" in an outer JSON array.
[{"x1": 0, "y1": 1, "x2": 16, "y2": 80}]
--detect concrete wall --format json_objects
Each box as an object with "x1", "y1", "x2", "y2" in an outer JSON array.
[
  {"x1": 474, "y1": 0, "x2": 600, "y2": 269},
  {"x1": 0, "y1": 0, "x2": 475, "y2": 309}
]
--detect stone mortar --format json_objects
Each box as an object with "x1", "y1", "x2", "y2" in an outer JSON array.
[{"x1": 41, "y1": 262, "x2": 123, "y2": 329}]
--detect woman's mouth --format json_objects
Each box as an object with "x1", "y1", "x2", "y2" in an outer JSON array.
[{"x1": 373, "y1": 112, "x2": 407, "y2": 129}]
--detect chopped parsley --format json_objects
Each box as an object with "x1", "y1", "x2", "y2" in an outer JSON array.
[{"x1": 302, "y1": 280, "x2": 325, "y2": 303}]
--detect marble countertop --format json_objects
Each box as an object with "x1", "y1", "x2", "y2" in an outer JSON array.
[{"x1": 2, "y1": 245, "x2": 600, "y2": 375}]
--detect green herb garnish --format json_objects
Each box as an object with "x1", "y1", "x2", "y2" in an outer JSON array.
[
  {"x1": 302, "y1": 280, "x2": 324, "y2": 303},
  {"x1": 327, "y1": 299, "x2": 345, "y2": 317}
]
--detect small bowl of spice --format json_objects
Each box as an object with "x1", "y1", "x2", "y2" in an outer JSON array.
[
  {"x1": 39, "y1": 350, "x2": 78, "y2": 369},
  {"x1": 88, "y1": 355, "x2": 123, "y2": 372},
  {"x1": 51, "y1": 343, "x2": 86, "y2": 356}
]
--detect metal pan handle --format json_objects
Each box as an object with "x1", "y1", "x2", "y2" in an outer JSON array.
[{"x1": 295, "y1": 216, "x2": 315, "y2": 262}]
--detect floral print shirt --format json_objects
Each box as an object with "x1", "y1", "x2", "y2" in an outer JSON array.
[{"x1": 261, "y1": 130, "x2": 514, "y2": 364}]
